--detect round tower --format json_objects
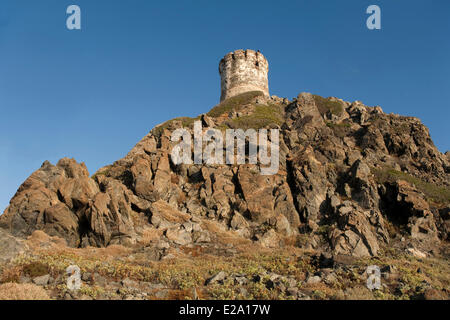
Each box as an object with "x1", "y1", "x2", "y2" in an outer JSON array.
[{"x1": 219, "y1": 49, "x2": 269, "y2": 102}]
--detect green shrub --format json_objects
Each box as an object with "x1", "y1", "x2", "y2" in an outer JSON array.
[
  {"x1": 152, "y1": 116, "x2": 200, "y2": 137},
  {"x1": 313, "y1": 95, "x2": 344, "y2": 116},
  {"x1": 226, "y1": 103, "x2": 284, "y2": 130},
  {"x1": 207, "y1": 91, "x2": 264, "y2": 118},
  {"x1": 23, "y1": 262, "x2": 49, "y2": 278},
  {"x1": 373, "y1": 167, "x2": 450, "y2": 205},
  {"x1": 326, "y1": 121, "x2": 352, "y2": 138},
  {"x1": 326, "y1": 121, "x2": 351, "y2": 128}
]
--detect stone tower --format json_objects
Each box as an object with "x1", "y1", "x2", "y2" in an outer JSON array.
[{"x1": 219, "y1": 49, "x2": 269, "y2": 102}]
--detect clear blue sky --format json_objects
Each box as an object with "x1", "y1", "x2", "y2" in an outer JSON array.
[{"x1": 0, "y1": 0, "x2": 449, "y2": 213}]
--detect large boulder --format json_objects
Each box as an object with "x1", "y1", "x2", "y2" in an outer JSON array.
[{"x1": 329, "y1": 203, "x2": 383, "y2": 257}]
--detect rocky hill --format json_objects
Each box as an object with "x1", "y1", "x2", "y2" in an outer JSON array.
[{"x1": 0, "y1": 91, "x2": 449, "y2": 300}]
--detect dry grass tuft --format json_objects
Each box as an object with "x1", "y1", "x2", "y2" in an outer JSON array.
[
  {"x1": 138, "y1": 228, "x2": 164, "y2": 246},
  {"x1": 0, "y1": 283, "x2": 51, "y2": 300},
  {"x1": 0, "y1": 265, "x2": 23, "y2": 283},
  {"x1": 340, "y1": 285, "x2": 375, "y2": 300},
  {"x1": 26, "y1": 230, "x2": 67, "y2": 251}
]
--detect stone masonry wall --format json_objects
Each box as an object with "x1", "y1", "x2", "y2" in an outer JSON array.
[{"x1": 219, "y1": 49, "x2": 269, "y2": 102}]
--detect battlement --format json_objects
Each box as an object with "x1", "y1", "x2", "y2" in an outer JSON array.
[{"x1": 219, "y1": 49, "x2": 269, "y2": 102}]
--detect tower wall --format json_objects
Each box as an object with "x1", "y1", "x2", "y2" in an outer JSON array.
[{"x1": 219, "y1": 49, "x2": 269, "y2": 102}]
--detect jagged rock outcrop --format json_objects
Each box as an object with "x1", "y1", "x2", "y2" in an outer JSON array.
[
  {"x1": 1, "y1": 91, "x2": 449, "y2": 257},
  {"x1": 0, "y1": 159, "x2": 137, "y2": 247}
]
